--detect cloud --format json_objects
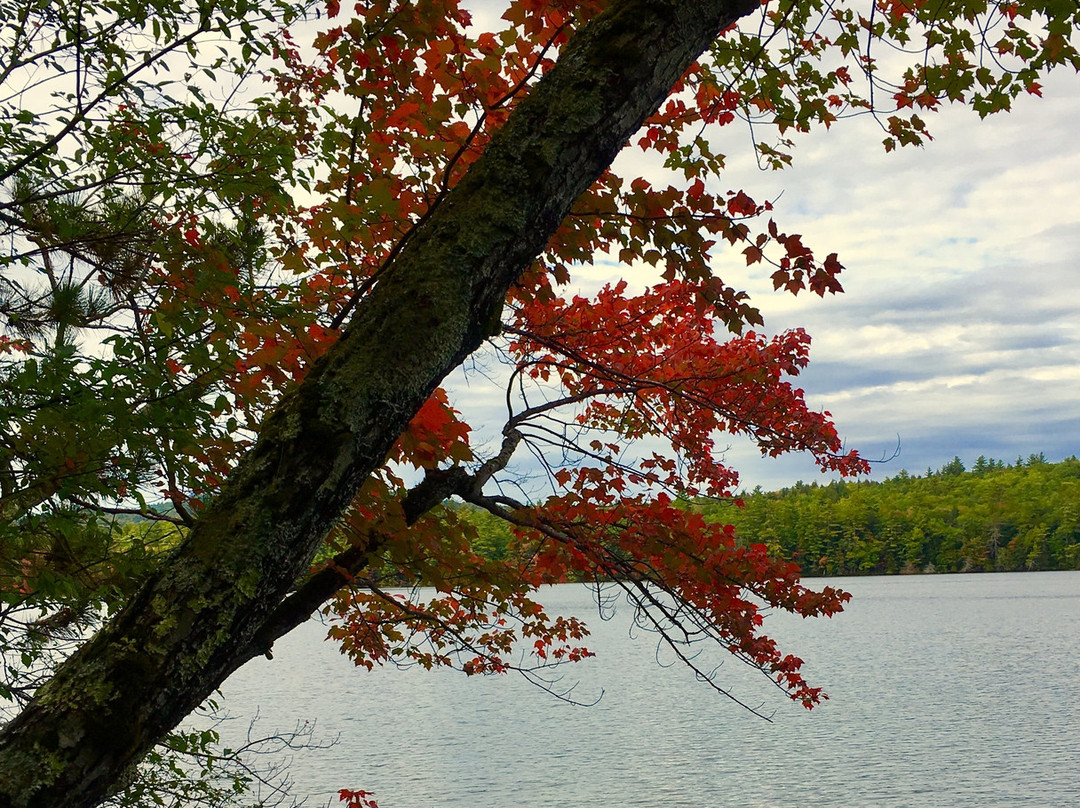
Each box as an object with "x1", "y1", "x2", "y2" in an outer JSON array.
[
  {"x1": 442, "y1": 44, "x2": 1080, "y2": 493},
  {"x1": 678, "y1": 71, "x2": 1080, "y2": 490}
]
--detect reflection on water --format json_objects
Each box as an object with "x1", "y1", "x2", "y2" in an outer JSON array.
[{"x1": 211, "y1": 571, "x2": 1080, "y2": 808}]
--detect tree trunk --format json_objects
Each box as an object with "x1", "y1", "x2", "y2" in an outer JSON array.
[{"x1": 0, "y1": 1, "x2": 759, "y2": 805}]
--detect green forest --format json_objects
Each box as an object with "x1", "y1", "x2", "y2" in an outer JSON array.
[
  {"x1": 460, "y1": 455, "x2": 1080, "y2": 577},
  {"x1": 700, "y1": 454, "x2": 1080, "y2": 576}
]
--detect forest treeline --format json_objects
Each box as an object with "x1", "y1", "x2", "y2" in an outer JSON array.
[
  {"x1": 457, "y1": 455, "x2": 1080, "y2": 577},
  {"x1": 698, "y1": 454, "x2": 1080, "y2": 575}
]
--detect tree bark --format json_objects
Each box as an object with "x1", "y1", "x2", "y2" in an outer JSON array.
[{"x1": 0, "y1": 1, "x2": 759, "y2": 805}]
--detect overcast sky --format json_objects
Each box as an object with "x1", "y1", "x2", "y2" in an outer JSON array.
[
  {"x1": 448, "y1": 18, "x2": 1080, "y2": 494},
  {"x1": 704, "y1": 67, "x2": 1080, "y2": 489}
]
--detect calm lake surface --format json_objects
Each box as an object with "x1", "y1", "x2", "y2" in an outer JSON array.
[{"x1": 213, "y1": 571, "x2": 1080, "y2": 808}]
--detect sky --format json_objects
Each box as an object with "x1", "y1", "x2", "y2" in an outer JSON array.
[
  {"x1": 449, "y1": 8, "x2": 1080, "y2": 493},
  {"x1": 702, "y1": 67, "x2": 1080, "y2": 490}
]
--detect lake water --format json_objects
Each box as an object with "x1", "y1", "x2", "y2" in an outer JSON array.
[{"x1": 212, "y1": 571, "x2": 1080, "y2": 808}]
